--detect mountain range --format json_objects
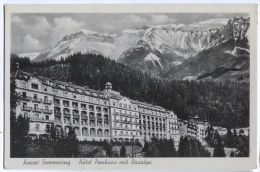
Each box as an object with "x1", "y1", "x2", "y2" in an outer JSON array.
[{"x1": 20, "y1": 16, "x2": 250, "y2": 82}]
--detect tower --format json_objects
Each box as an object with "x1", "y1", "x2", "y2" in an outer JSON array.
[{"x1": 105, "y1": 82, "x2": 112, "y2": 92}]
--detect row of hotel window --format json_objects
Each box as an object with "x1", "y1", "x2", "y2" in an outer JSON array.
[
  {"x1": 22, "y1": 102, "x2": 50, "y2": 111},
  {"x1": 22, "y1": 82, "x2": 167, "y2": 116},
  {"x1": 21, "y1": 82, "x2": 109, "y2": 105},
  {"x1": 23, "y1": 82, "x2": 155, "y2": 112}
]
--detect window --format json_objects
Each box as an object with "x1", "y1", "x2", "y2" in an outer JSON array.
[
  {"x1": 119, "y1": 103, "x2": 122, "y2": 108},
  {"x1": 113, "y1": 102, "x2": 115, "y2": 106},
  {"x1": 24, "y1": 113, "x2": 29, "y2": 118},
  {"x1": 21, "y1": 81, "x2": 26, "y2": 88},
  {"x1": 45, "y1": 115, "x2": 49, "y2": 120},
  {"x1": 44, "y1": 87, "x2": 47, "y2": 92},
  {"x1": 31, "y1": 83, "x2": 39, "y2": 90},
  {"x1": 23, "y1": 102, "x2": 27, "y2": 108},
  {"x1": 44, "y1": 96, "x2": 47, "y2": 101},
  {"x1": 73, "y1": 94, "x2": 76, "y2": 98},
  {"x1": 129, "y1": 105, "x2": 131, "y2": 109},
  {"x1": 45, "y1": 105, "x2": 49, "y2": 110},
  {"x1": 35, "y1": 114, "x2": 39, "y2": 120},
  {"x1": 34, "y1": 94, "x2": 37, "y2": 99},
  {"x1": 36, "y1": 124, "x2": 40, "y2": 131},
  {"x1": 34, "y1": 104, "x2": 38, "y2": 110},
  {"x1": 22, "y1": 92, "x2": 26, "y2": 97},
  {"x1": 81, "y1": 95, "x2": 84, "y2": 100},
  {"x1": 124, "y1": 104, "x2": 127, "y2": 109}
]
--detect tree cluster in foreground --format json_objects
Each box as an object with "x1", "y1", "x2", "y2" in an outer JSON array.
[{"x1": 11, "y1": 53, "x2": 249, "y2": 129}]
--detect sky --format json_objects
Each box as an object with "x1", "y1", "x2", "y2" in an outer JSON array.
[{"x1": 11, "y1": 13, "x2": 247, "y2": 54}]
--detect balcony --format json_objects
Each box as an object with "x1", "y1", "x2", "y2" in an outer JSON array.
[
  {"x1": 134, "y1": 116, "x2": 139, "y2": 119},
  {"x1": 64, "y1": 113, "x2": 71, "y2": 117},
  {"x1": 90, "y1": 124, "x2": 96, "y2": 127},
  {"x1": 104, "y1": 118, "x2": 109, "y2": 122},
  {"x1": 72, "y1": 106, "x2": 78, "y2": 109},
  {"x1": 54, "y1": 102, "x2": 60, "y2": 106},
  {"x1": 55, "y1": 120, "x2": 62, "y2": 124},
  {"x1": 97, "y1": 117, "x2": 103, "y2": 121},
  {"x1": 54, "y1": 112, "x2": 61, "y2": 116},
  {"x1": 113, "y1": 119, "x2": 119, "y2": 122},
  {"x1": 32, "y1": 98, "x2": 42, "y2": 103},
  {"x1": 21, "y1": 96, "x2": 32, "y2": 101},
  {"x1": 120, "y1": 113, "x2": 128, "y2": 117},
  {"x1": 43, "y1": 109, "x2": 52, "y2": 114},
  {"x1": 89, "y1": 117, "x2": 96, "y2": 121},
  {"x1": 132, "y1": 121, "x2": 139, "y2": 125},
  {"x1": 73, "y1": 114, "x2": 80, "y2": 118},
  {"x1": 81, "y1": 115, "x2": 88, "y2": 119},
  {"x1": 81, "y1": 106, "x2": 87, "y2": 111},
  {"x1": 89, "y1": 108, "x2": 95, "y2": 112},
  {"x1": 43, "y1": 99, "x2": 52, "y2": 105},
  {"x1": 82, "y1": 123, "x2": 88, "y2": 126},
  {"x1": 21, "y1": 106, "x2": 32, "y2": 111},
  {"x1": 118, "y1": 133, "x2": 130, "y2": 137},
  {"x1": 63, "y1": 104, "x2": 70, "y2": 107},
  {"x1": 33, "y1": 108, "x2": 43, "y2": 113},
  {"x1": 31, "y1": 117, "x2": 52, "y2": 122},
  {"x1": 96, "y1": 109, "x2": 102, "y2": 113},
  {"x1": 72, "y1": 122, "x2": 80, "y2": 126},
  {"x1": 114, "y1": 112, "x2": 119, "y2": 116}
]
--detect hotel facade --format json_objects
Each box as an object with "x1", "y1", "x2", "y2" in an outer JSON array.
[{"x1": 14, "y1": 70, "x2": 180, "y2": 144}]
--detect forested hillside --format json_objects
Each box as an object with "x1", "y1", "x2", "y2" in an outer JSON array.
[{"x1": 11, "y1": 53, "x2": 249, "y2": 128}]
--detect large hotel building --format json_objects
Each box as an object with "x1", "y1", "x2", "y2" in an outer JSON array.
[{"x1": 14, "y1": 70, "x2": 181, "y2": 144}]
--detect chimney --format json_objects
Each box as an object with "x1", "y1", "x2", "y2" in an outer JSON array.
[{"x1": 15, "y1": 63, "x2": 20, "y2": 77}]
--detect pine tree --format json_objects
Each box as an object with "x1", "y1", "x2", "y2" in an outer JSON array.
[
  {"x1": 120, "y1": 143, "x2": 127, "y2": 157},
  {"x1": 225, "y1": 127, "x2": 234, "y2": 147},
  {"x1": 236, "y1": 135, "x2": 249, "y2": 157},
  {"x1": 178, "y1": 136, "x2": 191, "y2": 157},
  {"x1": 103, "y1": 140, "x2": 113, "y2": 157},
  {"x1": 142, "y1": 140, "x2": 149, "y2": 156},
  {"x1": 67, "y1": 127, "x2": 79, "y2": 157},
  {"x1": 50, "y1": 123, "x2": 56, "y2": 140},
  {"x1": 213, "y1": 131, "x2": 226, "y2": 157}
]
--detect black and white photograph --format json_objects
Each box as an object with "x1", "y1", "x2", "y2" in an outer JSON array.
[{"x1": 4, "y1": 4, "x2": 258, "y2": 170}]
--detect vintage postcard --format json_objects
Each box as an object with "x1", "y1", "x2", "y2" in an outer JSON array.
[{"x1": 4, "y1": 4, "x2": 258, "y2": 169}]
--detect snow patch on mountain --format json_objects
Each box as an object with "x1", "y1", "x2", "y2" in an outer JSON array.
[
  {"x1": 143, "y1": 53, "x2": 163, "y2": 69},
  {"x1": 172, "y1": 61, "x2": 182, "y2": 65}
]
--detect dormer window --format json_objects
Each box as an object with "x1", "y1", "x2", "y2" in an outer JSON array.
[
  {"x1": 73, "y1": 94, "x2": 76, "y2": 98},
  {"x1": 21, "y1": 81, "x2": 26, "y2": 88},
  {"x1": 63, "y1": 91, "x2": 68, "y2": 97},
  {"x1": 44, "y1": 87, "x2": 47, "y2": 92},
  {"x1": 31, "y1": 83, "x2": 39, "y2": 90}
]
